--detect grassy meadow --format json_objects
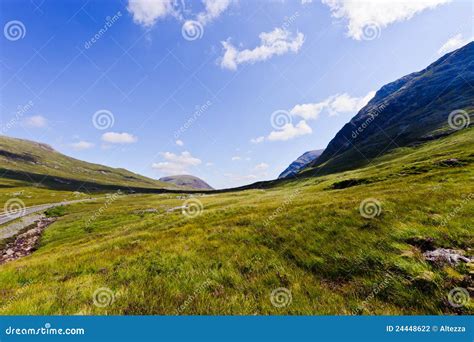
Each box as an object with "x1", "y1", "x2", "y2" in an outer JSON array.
[{"x1": 0, "y1": 128, "x2": 472, "y2": 315}]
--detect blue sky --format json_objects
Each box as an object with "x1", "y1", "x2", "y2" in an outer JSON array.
[{"x1": 0, "y1": 0, "x2": 472, "y2": 189}]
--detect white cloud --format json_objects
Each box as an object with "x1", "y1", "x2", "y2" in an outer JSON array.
[
  {"x1": 101, "y1": 132, "x2": 138, "y2": 144},
  {"x1": 267, "y1": 120, "x2": 312, "y2": 141},
  {"x1": 152, "y1": 151, "x2": 202, "y2": 175},
  {"x1": 322, "y1": 0, "x2": 451, "y2": 40},
  {"x1": 250, "y1": 136, "x2": 265, "y2": 144},
  {"x1": 127, "y1": 0, "x2": 176, "y2": 27},
  {"x1": 71, "y1": 141, "x2": 94, "y2": 150},
  {"x1": 438, "y1": 34, "x2": 472, "y2": 55},
  {"x1": 328, "y1": 91, "x2": 375, "y2": 115},
  {"x1": 128, "y1": 0, "x2": 233, "y2": 28},
  {"x1": 231, "y1": 156, "x2": 241, "y2": 161},
  {"x1": 302, "y1": 0, "x2": 313, "y2": 4},
  {"x1": 290, "y1": 102, "x2": 328, "y2": 120},
  {"x1": 176, "y1": 139, "x2": 184, "y2": 146},
  {"x1": 206, "y1": 162, "x2": 214, "y2": 167},
  {"x1": 290, "y1": 90, "x2": 375, "y2": 119},
  {"x1": 254, "y1": 162, "x2": 269, "y2": 171},
  {"x1": 220, "y1": 28, "x2": 305, "y2": 70},
  {"x1": 197, "y1": 0, "x2": 232, "y2": 25},
  {"x1": 24, "y1": 115, "x2": 47, "y2": 128}
]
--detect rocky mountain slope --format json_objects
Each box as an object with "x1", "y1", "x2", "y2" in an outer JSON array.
[
  {"x1": 159, "y1": 175, "x2": 214, "y2": 190},
  {"x1": 304, "y1": 41, "x2": 473, "y2": 175},
  {"x1": 279, "y1": 149, "x2": 324, "y2": 179}
]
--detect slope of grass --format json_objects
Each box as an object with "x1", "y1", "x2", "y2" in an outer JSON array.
[
  {"x1": 0, "y1": 135, "x2": 173, "y2": 190},
  {"x1": 0, "y1": 129, "x2": 472, "y2": 315}
]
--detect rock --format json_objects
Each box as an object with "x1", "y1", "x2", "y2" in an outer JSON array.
[
  {"x1": 423, "y1": 248, "x2": 471, "y2": 266},
  {"x1": 5, "y1": 249, "x2": 14, "y2": 256}
]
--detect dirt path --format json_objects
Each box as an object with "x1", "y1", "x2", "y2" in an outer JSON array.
[{"x1": 0, "y1": 198, "x2": 94, "y2": 226}]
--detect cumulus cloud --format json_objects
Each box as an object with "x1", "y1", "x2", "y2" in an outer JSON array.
[
  {"x1": 267, "y1": 120, "x2": 312, "y2": 141},
  {"x1": 101, "y1": 132, "x2": 138, "y2": 144},
  {"x1": 127, "y1": 0, "x2": 176, "y2": 27},
  {"x1": 197, "y1": 0, "x2": 232, "y2": 25},
  {"x1": 176, "y1": 139, "x2": 184, "y2": 146},
  {"x1": 231, "y1": 156, "x2": 241, "y2": 161},
  {"x1": 220, "y1": 28, "x2": 305, "y2": 70},
  {"x1": 24, "y1": 115, "x2": 47, "y2": 128},
  {"x1": 438, "y1": 34, "x2": 472, "y2": 55},
  {"x1": 290, "y1": 90, "x2": 375, "y2": 120},
  {"x1": 322, "y1": 0, "x2": 451, "y2": 40},
  {"x1": 152, "y1": 151, "x2": 202, "y2": 175},
  {"x1": 71, "y1": 141, "x2": 94, "y2": 150},
  {"x1": 128, "y1": 0, "x2": 233, "y2": 28}
]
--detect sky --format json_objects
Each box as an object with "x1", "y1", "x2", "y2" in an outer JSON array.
[{"x1": 0, "y1": 0, "x2": 472, "y2": 189}]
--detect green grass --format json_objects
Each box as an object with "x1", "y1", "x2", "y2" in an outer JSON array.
[
  {"x1": 0, "y1": 135, "x2": 174, "y2": 190},
  {"x1": 0, "y1": 129, "x2": 472, "y2": 315}
]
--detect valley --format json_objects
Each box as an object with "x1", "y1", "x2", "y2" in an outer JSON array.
[{"x1": 0, "y1": 127, "x2": 472, "y2": 314}]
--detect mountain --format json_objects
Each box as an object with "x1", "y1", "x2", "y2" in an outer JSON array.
[
  {"x1": 303, "y1": 42, "x2": 474, "y2": 175},
  {"x1": 0, "y1": 136, "x2": 175, "y2": 191},
  {"x1": 159, "y1": 175, "x2": 214, "y2": 190},
  {"x1": 278, "y1": 149, "x2": 324, "y2": 179}
]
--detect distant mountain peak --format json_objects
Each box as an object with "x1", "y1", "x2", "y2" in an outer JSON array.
[
  {"x1": 279, "y1": 149, "x2": 324, "y2": 179},
  {"x1": 159, "y1": 174, "x2": 214, "y2": 190}
]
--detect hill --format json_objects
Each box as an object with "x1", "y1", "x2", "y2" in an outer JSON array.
[
  {"x1": 304, "y1": 42, "x2": 473, "y2": 175},
  {"x1": 159, "y1": 175, "x2": 214, "y2": 190},
  {"x1": 0, "y1": 136, "x2": 174, "y2": 191},
  {"x1": 279, "y1": 150, "x2": 324, "y2": 179}
]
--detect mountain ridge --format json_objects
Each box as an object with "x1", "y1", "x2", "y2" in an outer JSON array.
[
  {"x1": 159, "y1": 175, "x2": 214, "y2": 190},
  {"x1": 278, "y1": 149, "x2": 324, "y2": 179},
  {"x1": 0, "y1": 135, "x2": 176, "y2": 191},
  {"x1": 303, "y1": 41, "x2": 473, "y2": 175}
]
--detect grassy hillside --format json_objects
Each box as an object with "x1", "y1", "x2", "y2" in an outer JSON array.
[
  {"x1": 0, "y1": 136, "x2": 174, "y2": 191},
  {"x1": 0, "y1": 128, "x2": 472, "y2": 315}
]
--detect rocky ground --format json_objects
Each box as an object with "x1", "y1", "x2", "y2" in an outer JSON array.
[{"x1": 0, "y1": 217, "x2": 56, "y2": 265}]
